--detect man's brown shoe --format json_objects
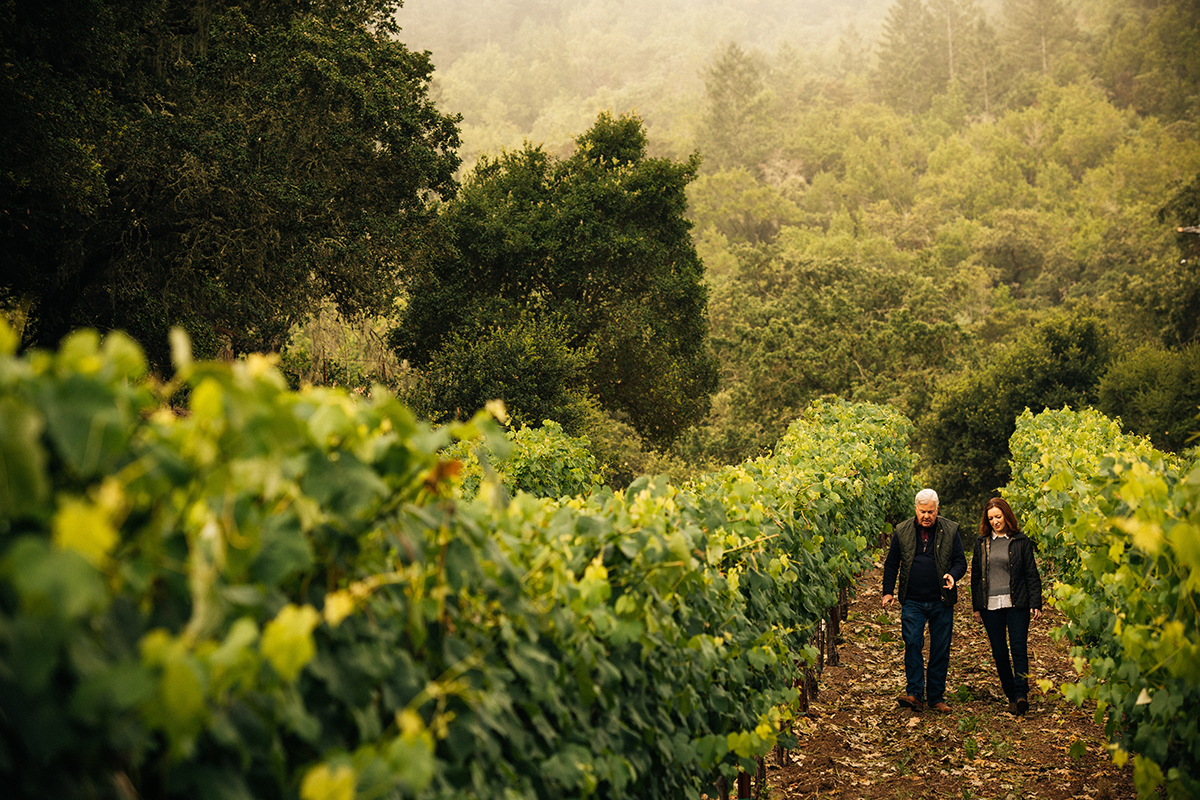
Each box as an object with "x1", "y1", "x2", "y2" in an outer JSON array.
[
  {"x1": 931, "y1": 701, "x2": 952, "y2": 713},
  {"x1": 897, "y1": 695, "x2": 925, "y2": 711}
]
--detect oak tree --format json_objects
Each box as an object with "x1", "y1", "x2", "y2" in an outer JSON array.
[
  {"x1": 920, "y1": 310, "x2": 1115, "y2": 519},
  {"x1": 391, "y1": 112, "x2": 718, "y2": 444},
  {"x1": 2, "y1": 0, "x2": 461, "y2": 368}
]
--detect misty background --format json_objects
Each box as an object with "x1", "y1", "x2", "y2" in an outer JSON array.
[
  {"x1": 385, "y1": 0, "x2": 1200, "y2": 511},
  {"x1": 396, "y1": 0, "x2": 897, "y2": 163},
  {"x1": 392, "y1": 0, "x2": 1112, "y2": 166}
]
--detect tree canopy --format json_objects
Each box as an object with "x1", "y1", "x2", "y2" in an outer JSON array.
[
  {"x1": 682, "y1": 237, "x2": 965, "y2": 462},
  {"x1": 1098, "y1": 342, "x2": 1200, "y2": 453},
  {"x1": 919, "y1": 311, "x2": 1116, "y2": 519},
  {"x1": 391, "y1": 112, "x2": 718, "y2": 445},
  {"x1": 6, "y1": 0, "x2": 1199, "y2": 484},
  {"x1": 1, "y1": 0, "x2": 461, "y2": 368}
]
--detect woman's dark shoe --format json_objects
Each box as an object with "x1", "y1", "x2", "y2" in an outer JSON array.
[
  {"x1": 1006, "y1": 700, "x2": 1019, "y2": 715},
  {"x1": 1015, "y1": 696, "x2": 1029, "y2": 716}
]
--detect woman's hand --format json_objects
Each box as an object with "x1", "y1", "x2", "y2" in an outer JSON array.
[
  {"x1": 973, "y1": 611, "x2": 982, "y2": 624},
  {"x1": 1032, "y1": 608, "x2": 1042, "y2": 621}
]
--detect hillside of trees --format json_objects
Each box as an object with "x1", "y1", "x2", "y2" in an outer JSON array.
[
  {"x1": 398, "y1": 0, "x2": 1200, "y2": 516},
  {"x1": 3, "y1": 0, "x2": 1199, "y2": 519}
]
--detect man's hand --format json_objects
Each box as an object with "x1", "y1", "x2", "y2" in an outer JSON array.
[
  {"x1": 973, "y1": 611, "x2": 982, "y2": 624},
  {"x1": 1032, "y1": 608, "x2": 1042, "y2": 621},
  {"x1": 943, "y1": 574, "x2": 956, "y2": 589},
  {"x1": 882, "y1": 594, "x2": 894, "y2": 607}
]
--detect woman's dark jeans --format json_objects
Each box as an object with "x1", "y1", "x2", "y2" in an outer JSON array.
[{"x1": 980, "y1": 606, "x2": 1032, "y2": 700}]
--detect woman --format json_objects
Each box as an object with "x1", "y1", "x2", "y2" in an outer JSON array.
[{"x1": 970, "y1": 497, "x2": 1042, "y2": 716}]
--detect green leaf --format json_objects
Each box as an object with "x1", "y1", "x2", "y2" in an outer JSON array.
[
  {"x1": 386, "y1": 711, "x2": 436, "y2": 792},
  {"x1": 4, "y1": 537, "x2": 108, "y2": 621},
  {"x1": 52, "y1": 496, "x2": 119, "y2": 569},
  {"x1": 0, "y1": 398, "x2": 49, "y2": 518},
  {"x1": 300, "y1": 450, "x2": 388, "y2": 519},
  {"x1": 36, "y1": 375, "x2": 132, "y2": 478},
  {"x1": 300, "y1": 763, "x2": 356, "y2": 800},
  {"x1": 249, "y1": 511, "x2": 313, "y2": 585},
  {"x1": 261, "y1": 604, "x2": 321, "y2": 682},
  {"x1": 69, "y1": 660, "x2": 155, "y2": 723}
]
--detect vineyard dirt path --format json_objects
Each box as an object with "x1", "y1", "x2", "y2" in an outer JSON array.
[{"x1": 767, "y1": 562, "x2": 1136, "y2": 800}]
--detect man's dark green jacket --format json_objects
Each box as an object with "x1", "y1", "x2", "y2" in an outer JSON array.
[{"x1": 882, "y1": 516, "x2": 967, "y2": 604}]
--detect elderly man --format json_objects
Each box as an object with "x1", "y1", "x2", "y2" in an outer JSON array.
[{"x1": 881, "y1": 489, "x2": 967, "y2": 712}]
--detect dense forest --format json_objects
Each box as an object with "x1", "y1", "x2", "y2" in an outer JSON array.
[
  {"x1": 3, "y1": 0, "x2": 1199, "y2": 518},
  {"x1": 398, "y1": 0, "x2": 1200, "y2": 515}
]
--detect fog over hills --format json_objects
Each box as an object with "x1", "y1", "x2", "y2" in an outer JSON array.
[
  {"x1": 394, "y1": 0, "x2": 902, "y2": 163},
  {"x1": 397, "y1": 0, "x2": 896, "y2": 65}
]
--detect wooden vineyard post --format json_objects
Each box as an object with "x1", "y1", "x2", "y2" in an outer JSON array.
[
  {"x1": 796, "y1": 660, "x2": 810, "y2": 713},
  {"x1": 815, "y1": 617, "x2": 826, "y2": 672},
  {"x1": 801, "y1": 620, "x2": 821, "y2": 712},
  {"x1": 827, "y1": 601, "x2": 840, "y2": 667},
  {"x1": 736, "y1": 769, "x2": 751, "y2": 799},
  {"x1": 825, "y1": 586, "x2": 851, "y2": 667}
]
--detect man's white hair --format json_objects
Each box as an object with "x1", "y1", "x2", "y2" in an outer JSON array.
[{"x1": 915, "y1": 488, "x2": 939, "y2": 507}]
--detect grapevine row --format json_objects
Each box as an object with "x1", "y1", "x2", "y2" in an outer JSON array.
[
  {"x1": 1004, "y1": 407, "x2": 1200, "y2": 799},
  {"x1": 0, "y1": 324, "x2": 917, "y2": 800}
]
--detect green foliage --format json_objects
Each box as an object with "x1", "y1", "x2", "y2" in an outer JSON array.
[
  {"x1": 0, "y1": 0, "x2": 141, "y2": 247},
  {"x1": 688, "y1": 246, "x2": 965, "y2": 464},
  {"x1": 1004, "y1": 406, "x2": 1161, "y2": 581},
  {"x1": 687, "y1": 169, "x2": 803, "y2": 245},
  {"x1": 377, "y1": 2, "x2": 1200, "y2": 490},
  {"x1": 921, "y1": 310, "x2": 1115, "y2": 519},
  {"x1": 10, "y1": 0, "x2": 1190, "y2": 466},
  {"x1": 1099, "y1": 343, "x2": 1200, "y2": 453},
  {"x1": 873, "y1": 0, "x2": 941, "y2": 114},
  {"x1": 404, "y1": 311, "x2": 598, "y2": 435},
  {"x1": 392, "y1": 112, "x2": 719, "y2": 446},
  {"x1": 868, "y1": 0, "x2": 1060, "y2": 117},
  {"x1": 580, "y1": 411, "x2": 702, "y2": 490},
  {"x1": 2, "y1": 0, "x2": 461, "y2": 368},
  {"x1": 1118, "y1": 170, "x2": 1200, "y2": 349},
  {"x1": 699, "y1": 43, "x2": 773, "y2": 174},
  {"x1": 1093, "y1": 0, "x2": 1200, "y2": 124},
  {"x1": 1003, "y1": 406, "x2": 1200, "y2": 798},
  {"x1": 998, "y1": 0, "x2": 1081, "y2": 82},
  {"x1": 771, "y1": 398, "x2": 923, "y2": 533},
  {"x1": 392, "y1": 3, "x2": 1200, "y2": 441},
  {"x1": 0, "y1": 324, "x2": 916, "y2": 800},
  {"x1": 910, "y1": 81, "x2": 1200, "y2": 299},
  {"x1": 279, "y1": 304, "x2": 407, "y2": 392},
  {"x1": 447, "y1": 420, "x2": 603, "y2": 501}
]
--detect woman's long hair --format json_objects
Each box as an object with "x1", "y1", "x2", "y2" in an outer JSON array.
[{"x1": 978, "y1": 497, "x2": 1020, "y2": 538}]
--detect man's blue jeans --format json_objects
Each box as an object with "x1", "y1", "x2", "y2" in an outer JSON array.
[{"x1": 900, "y1": 598, "x2": 954, "y2": 704}]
